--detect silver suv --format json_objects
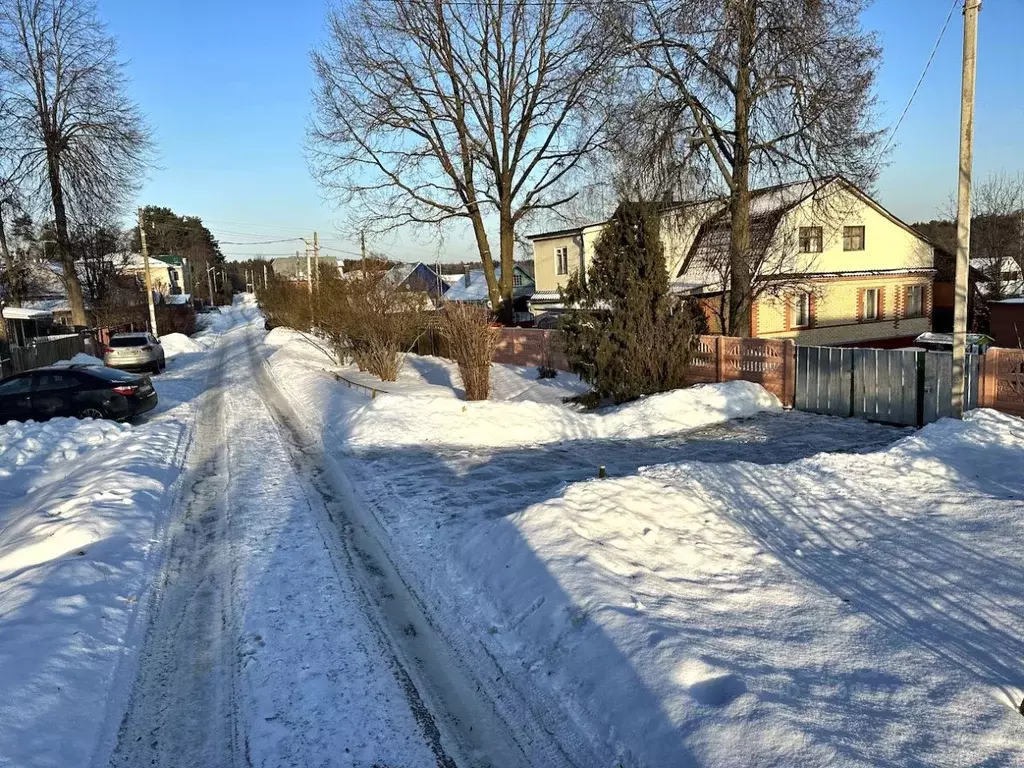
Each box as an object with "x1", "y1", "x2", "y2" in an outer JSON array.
[{"x1": 104, "y1": 332, "x2": 166, "y2": 374}]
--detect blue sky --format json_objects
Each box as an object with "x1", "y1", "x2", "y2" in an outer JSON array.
[{"x1": 101, "y1": 0, "x2": 1022, "y2": 262}]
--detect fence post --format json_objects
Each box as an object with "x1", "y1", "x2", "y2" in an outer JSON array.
[
  {"x1": 715, "y1": 336, "x2": 725, "y2": 383},
  {"x1": 782, "y1": 340, "x2": 795, "y2": 408},
  {"x1": 915, "y1": 349, "x2": 926, "y2": 427},
  {"x1": 979, "y1": 349, "x2": 997, "y2": 409}
]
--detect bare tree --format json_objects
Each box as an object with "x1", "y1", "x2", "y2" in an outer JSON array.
[
  {"x1": 955, "y1": 173, "x2": 1024, "y2": 301},
  {"x1": 310, "y1": 0, "x2": 617, "y2": 318},
  {"x1": 616, "y1": 0, "x2": 882, "y2": 335},
  {"x1": 0, "y1": 0, "x2": 151, "y2": 326}
]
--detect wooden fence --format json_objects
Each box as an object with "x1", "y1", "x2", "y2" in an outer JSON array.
[
  {"x1": 978, "y1": 347, "x2": 1024, "y2": 417},
  {"x1": 0, "y1": 333, "x2": 97, "y2": 378},
  {"x1": 415, "y1": 325, "x2": 1024, "y2": 423},
  {"x1": 492, "y1": 328, "x2": 569, "y2": 370},
  {"x1": 683, "y1": 336, "x2": 796, "y2": 407}
]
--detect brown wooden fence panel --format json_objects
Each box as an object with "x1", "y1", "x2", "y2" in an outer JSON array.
[
  {"x1": 491, "y1": 329, "x2": 569, "y2": 371},
  {"x1": 683, "y1": 335, "x2": 795, "y2": 406},
  {"x1": 982, "y1": 347, "x2": 1024, "y2": 417}
]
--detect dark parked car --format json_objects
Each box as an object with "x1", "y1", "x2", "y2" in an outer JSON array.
[{"x1": 0, "y1": 365, "x2": 158, "y2": 424}]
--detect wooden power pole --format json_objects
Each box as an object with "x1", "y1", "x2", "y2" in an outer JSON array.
[
  {"x1": 305, "y1": 239, "x2": 313, "y2": 295},
  {"x1": 313, "y1": 231, "x2": 320, "y2": 290},
  {"x1": 951, "y1": 0, "x2": 981, "y2": 418},
  {"x1": 137, "y1": 208, "x2": 159, "y2": 338}
]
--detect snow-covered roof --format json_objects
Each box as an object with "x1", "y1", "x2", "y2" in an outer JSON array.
[
  {"x1": 2, "y1": 306, "x2": 54, "y2": 320},
  {"x1": 22, "y1": 297, "x2": 72, "y2": 314},
  {"x1": 165, "y1": 293, "x2": 192, "y2": 305},
  {"x1": 914, "y1": 332, "x2": 994, "y2": 348},
  {"x1": 443, "y1": 267, "x2": 535, "y2": 303},
  {"x1": 386, "y1": 262, "x2": 421, "y2": 286}
]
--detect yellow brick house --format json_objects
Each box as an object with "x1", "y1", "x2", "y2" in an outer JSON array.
[{"x1": 527, "y1": 177, "x2": 937, "y2": 347}]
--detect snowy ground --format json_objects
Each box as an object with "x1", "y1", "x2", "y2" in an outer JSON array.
[
  {"x1": 264, "y1": 327, "x2": 1024, "y2": 767},
  {"x1": 7, "y1": 302, "x2": 1022, "y2": 768},
  {"x1": 0, "y1": 307, "x2": 236, "y2": 768}
]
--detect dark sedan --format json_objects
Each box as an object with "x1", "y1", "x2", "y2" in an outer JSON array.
[{"x1": 0, "y1": 365, "x2": 158, "y2": 423}]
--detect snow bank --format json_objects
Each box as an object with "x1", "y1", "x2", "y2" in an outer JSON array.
[
  {"x1": 0, "y1": 418, "x2": 131, "y2": 495},
  {"x1": 455, "y1": 408, "x2": 1024, "y2": 766},
  {"x1": 159, "y1": 332, "x2": 202, "y2": 357},
  {"x1": 51, "y1": 352, "x2": 105, "y2": 368},
  {"x1": 340, "y1": 380, "x2": 780, "y2": 448},
  {"x1": 264, "y1": 328, "x2": 778, "y2": 448},
  {"x1": 0, "y1": 300, "x2": 250, "y2": 768}
]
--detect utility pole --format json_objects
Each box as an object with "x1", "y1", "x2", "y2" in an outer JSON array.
[
  {"x1": 305, "y1": 239, "x2": 313, "y2": 294},
  {"x1": 137, "y1": 208, "x2": 159, "y2": 338},
  {"x1": 206, "y1": 265, "x2": 215, "y2": 306},
  {"x1": 951, "y1": 0, "x2": 981, "y2": 418},
  {"x1": 313, "y1": 231, "x2": 320, "y2": 290},
  {"x1": 263, "y1": 262, "x2": 268, "y2": 290}
]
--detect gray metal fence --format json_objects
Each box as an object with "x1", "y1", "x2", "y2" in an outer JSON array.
[{"x1": 795, "y1": 346, "x2": 979, "y2": 427}]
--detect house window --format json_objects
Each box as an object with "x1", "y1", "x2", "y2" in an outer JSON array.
[
  {"x1": 793, "y1": 292, "x2": 811, "y2": 328},
  {"x1": 1002, "y1": 270, "x2": 1021, "y2": 281},
  {"x1": 799, "y1": 227, "x2": 823, "y2": 253},
  {"x1": 513, "y1": 272, "x2": 523, "y2": 287},
  {"x1": 555, "y1": 246, "x2": 569, "y2": 275},
  {"x1": 863, "y1": 288, "x2": 879, "y2": 321},
  {"x1": 905, "y1": 285, "x2": 923, "y2": 317},
  {"x1": 843, "y1": 226, "x2": 865, "y2": 251}
]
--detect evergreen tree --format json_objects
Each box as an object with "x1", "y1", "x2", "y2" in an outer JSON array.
[{"x1": 560, "y1": 202, "x2": 705, "y2": 404}]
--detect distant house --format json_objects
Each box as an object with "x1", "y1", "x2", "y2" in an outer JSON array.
[
  {"x1": 270, "y1": 255, "x2": 337, "y2": 282},
  {"x1": 528, "y1": 177, "x2": 941, "y2": 347},
  {"x1": 443, "y1": 266, "x2": 535, "y2": 318},
  {"x1": 123, "y1": 253, "x2": 192, "y2": 297},
  {"x1": 385, "y1": 262, "x2": 448, "y2": 305}
]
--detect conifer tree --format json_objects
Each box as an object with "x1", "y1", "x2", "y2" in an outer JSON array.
[{"x1": 560, "y1": 203, "x2": 704, "y2": 404}]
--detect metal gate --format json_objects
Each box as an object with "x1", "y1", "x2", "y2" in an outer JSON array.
[{"x1": 795, "y1": 346, "x2": 979, "y2": 426}]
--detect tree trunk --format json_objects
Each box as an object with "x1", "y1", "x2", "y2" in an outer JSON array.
[
  {"x1": 46, "y1": 151, "x2": 88, "y2": 327},
  {"x1": 0, "y1": 210, "x2": 19, "y2": 309},
  {"x1": 498, "y1": 206, "x2": 516, "y2": 325},
  {"x1": 727, "y1": 0, "x2": 755, "y2": 338},
  {"x1": 468, "y1": 204, "x2": 501, "y2": 310}
]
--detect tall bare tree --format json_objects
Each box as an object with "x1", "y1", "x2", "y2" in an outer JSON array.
[
  {"x1": 618, "y1": 0, "x2": 882, "y2": 335},
  {"x1": 0, "y1": 0, "x2": 151, "y2": 326},
  {"x1": 310, "y1": 0, "x2": 617, "y2": 316},
  {"x1": 963, "y1": 173, "x2": 1024, "y2": 301}
]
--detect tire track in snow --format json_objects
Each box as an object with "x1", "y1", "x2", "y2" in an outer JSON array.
[
  {"x1": 248, "y1": 328, "x2": 585, "y2": 768},
  {"x1": 109, "y1": 327, "x2": 250, "y2": 768}
]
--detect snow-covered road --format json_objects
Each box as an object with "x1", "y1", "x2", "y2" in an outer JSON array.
[
  {"x1": 8, "y1": 300, "x2": 1023, "y2": 768},
  {"x1": 108, "y1": 306, "x2": 453, "y2": 767}
]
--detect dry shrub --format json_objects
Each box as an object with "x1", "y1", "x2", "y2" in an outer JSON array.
[
  {"x1": 257, "y1": 278, "x2": 312, "y2": 332},
  {"x1": 439, "y1": 303, "x2": 500, "y2": 400},
  {"x1": 315, "y1": 269, "x2": 426, "y2": 381}
]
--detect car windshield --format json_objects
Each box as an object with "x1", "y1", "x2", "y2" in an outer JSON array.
[{"x1": 108, "y1": 336, "x2": 148, "y2": 348}]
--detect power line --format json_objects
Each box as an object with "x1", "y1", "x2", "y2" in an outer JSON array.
[
  {"x1": 217, "y1": 237, "x2": 306, "y2": 245},
  {"x1": 880, "y1": 0, "x2": 960, "y2": 155}
]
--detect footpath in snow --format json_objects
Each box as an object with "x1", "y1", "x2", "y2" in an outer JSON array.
[
  {"x1": 264, "y1": 325, "x2": 1024, "y2": 767},
  {"x1": 0, "y1": 303, "x2": 244, "y2": 768}
]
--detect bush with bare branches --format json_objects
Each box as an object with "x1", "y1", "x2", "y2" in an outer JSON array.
[
  {"x1": 258, "y1": 279, "x2": 312, "y2": 333},
  {"x1": 439, "y1": 303, "x2": 500, "y2": 400},
  {"x1": 343, "y1": 271, "x2": 427, "y2": 381}
]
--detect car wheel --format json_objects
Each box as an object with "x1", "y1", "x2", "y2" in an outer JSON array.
[
  {"x1": 160, "y1": 358, "x2": 167, "y2": 370},
  {"x1": 150, "y1": 361, "x2": 161, "y2": 374},
  {"x1": 79, "y1": 406, "x2": 107, "y2": 420}
]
